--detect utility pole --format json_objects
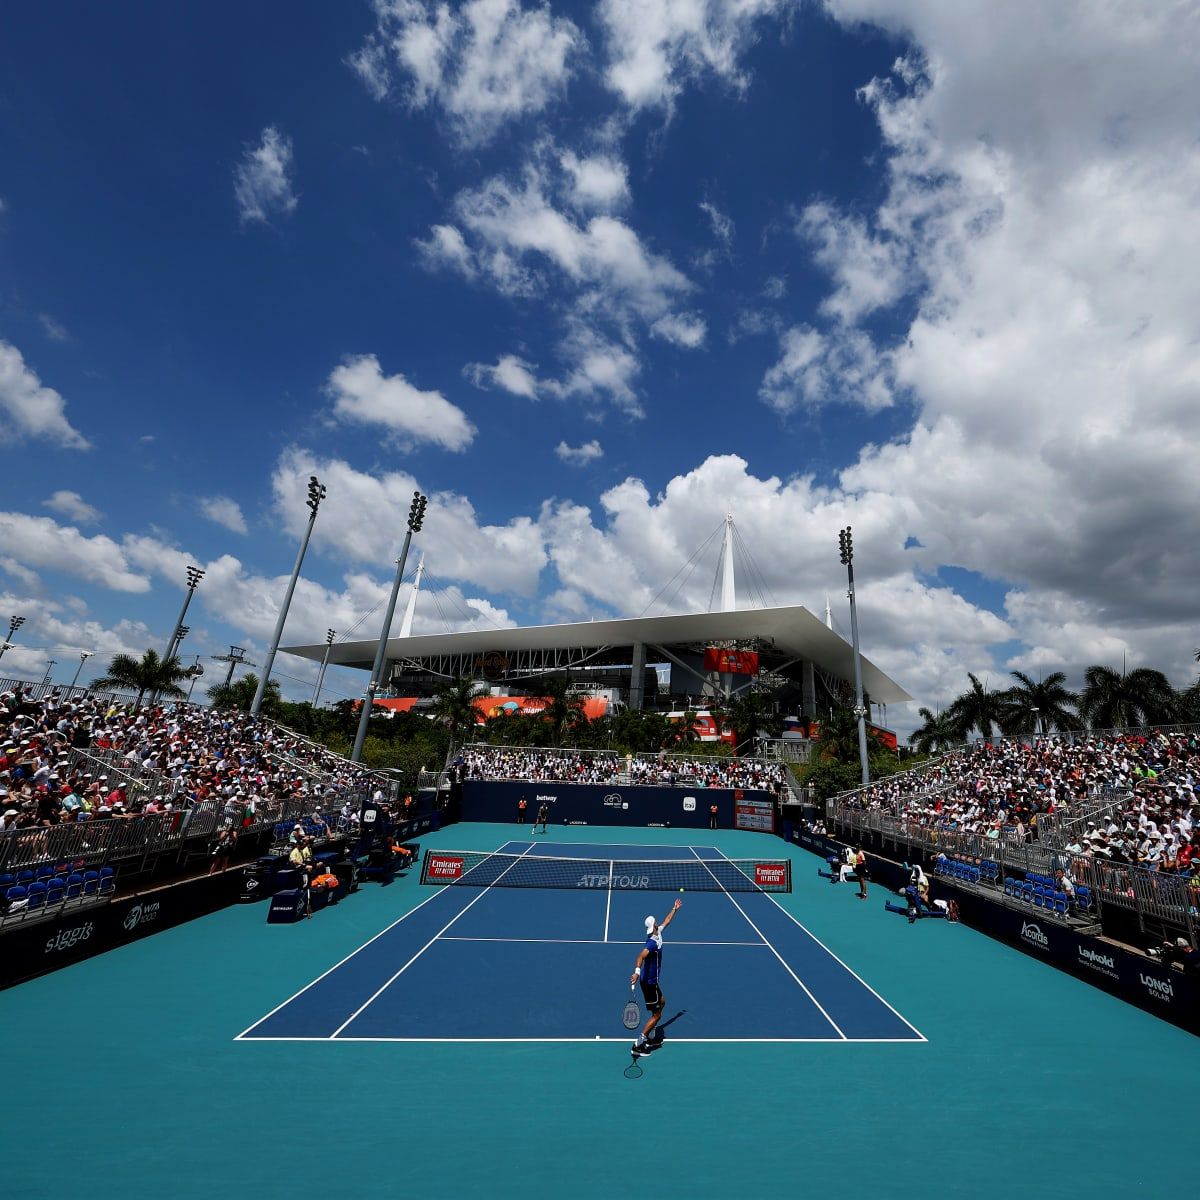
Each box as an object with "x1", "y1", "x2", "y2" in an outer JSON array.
[
  {"x1": 351, "y1": 491, "x2": 427, "y2": 763},
  {"x1": 252, "y1": 475, "x2": 326, "y2": 716},
  {"x1": 70, "y1": 651, "x2": 94, "y2": 691},
  {"x1": 42, "y1": 659, "x2": 58, "y2": 687},
  {"x1": 212, "y1": 645, "x2": 254, "y2": 690},
  {"x1": 838, "y1": 526, "x2": 870, "y2": 786}
]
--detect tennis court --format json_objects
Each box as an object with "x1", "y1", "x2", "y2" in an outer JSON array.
[
  {"x1": 237, "y1": 841, "x2": 923, "y2": 1044},
  {"x1": 3, "y1": 823, "x2": 1195, "y2": 1199}
]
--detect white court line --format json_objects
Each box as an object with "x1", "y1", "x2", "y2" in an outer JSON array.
[
  {"x1": 604, "y1": 859, "x2": 613, "y2": 942},
  {"x1": 235, "y1": 877, "x2": 455, "y2": 1040},
  {"x1": 327, "y1": 844, "x2": 538, "y2": 1039},
  {"x1": 713, "y1": 846, "x2": 927, "y2": 1043},
  {"x1": 688, "y1": 847, "x2": 847, "y2": 1040},
  {"x1": 237, "y1": 1035, "x2": 919, "y2": 1044},
  {"x1": 437, "y1": 936, "x2": 767, "y2": 946}
]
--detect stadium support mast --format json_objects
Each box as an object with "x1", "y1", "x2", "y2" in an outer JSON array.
[
  {"x1": 398, "y1": 555, "x2": 425, "y2": 639},
  {"x1": 719, "y1": 514, "x2": 736, "y2": 612},
  {"x1": 838, "y1": 527, "x2": 870, "y2": 786}
]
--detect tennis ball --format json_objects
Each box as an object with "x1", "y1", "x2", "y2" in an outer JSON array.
[{"x1": 679, "y1": 887, "x2": 685, "y2": 893}]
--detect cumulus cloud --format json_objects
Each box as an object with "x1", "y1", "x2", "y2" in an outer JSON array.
[
  {"x1": 199, "y1": 495, "x2": 249, "y2": 535},
  {"x1": 350, "y1": 0, "x2": 583, "y2": 144},
  {"x1": 0, "y1": 512, "x2": 147, "y2": 592},
  {"x1": 271, "y1": 447, "x2": 546, "y2": 596},
  {"x1": 560, "y1": 150, "x2": 629, "y2": 211},
  {"x1": 598, "y1": 0, "x2": 794, "y2": 110},
  {"x1": 0, "y1": 341, "x2": 90, "y2": 449},
  {"x1": 465, "y1": 353, "x2": 543, "y2": 399},
  {"x1": 43, "y1": 490, "x2": 101, "y2": 524},
  {"x1": 325, "y1": 354, "x2": 476, "y2": 451},
  {"x1": 555, "y1": 439, "x2": 604, "y2": 466},
  {"x1": 234, "y1": 125, "x2": 298, "y2": 224}
]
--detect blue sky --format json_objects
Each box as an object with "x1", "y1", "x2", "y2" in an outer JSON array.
[{"x1": 1, "y1": 2, "x2": 1197, "y2": 726}]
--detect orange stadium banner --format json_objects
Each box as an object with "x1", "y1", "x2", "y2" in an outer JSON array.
[{"x1": 703, "y1": 648, "x2": 759, "y2": 675}]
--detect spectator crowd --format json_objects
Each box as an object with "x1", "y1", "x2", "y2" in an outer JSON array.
[{"x1": 458, "y1": 744, "x2": 788, "y2": 794}]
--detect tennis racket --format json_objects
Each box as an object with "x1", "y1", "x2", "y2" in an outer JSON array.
[
  {"x1": 623, "y1": 983, "x2": 640, "y2": 1030},
  {"x1": 623, "y1": 1059, "x2": 643, "y2": 1080}
]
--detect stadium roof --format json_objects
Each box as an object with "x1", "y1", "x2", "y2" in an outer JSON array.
[{"x1": 284, "y1": 604, "x2": 911, "y2": 705}]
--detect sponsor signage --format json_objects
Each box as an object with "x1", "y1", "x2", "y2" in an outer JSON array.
[
  {"x1": 122, "y1": 901, "x2": 162, "y2": 932},
  {"x1": 1020, "y1": 921, "x2": 1050, "y2": 950},
  {"x1": 703, "y1": 648, "x2": 759, "y2": 675},
  {"x1": 682, "y1": 797, "x2": 696, "y2": 812},
  {"x1": 602, "y1": 793, "x2": 629, "y2": 810},
  {"x1": 754, "y1": 863, "x2": 787, "y2": 888},
  {"x1": 45, "y1": 921, "x2": 96, "y2": 954},
  {"x1": 427, "y1": 854, "x2": 464, "y2": 881},
  {"x1": 1140, "y1": 973, "x2": 1175, "y2": 1002},
  {"x1": 735, "y1": 797, "x2": 774, "y2": 833},
  {"x1": 1077, "y1": 945, "x2": 1119, "y2": 979}
]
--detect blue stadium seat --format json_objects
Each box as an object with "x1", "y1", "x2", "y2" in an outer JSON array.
[
  {"x1": 1004, "y1": 877, "x2": 1014, "y2": 897},
  {"x1": 1053, "y1": 892, "x2": 1067, "y2": 914},
  {"x1": 35, "y1": 864, "x2": 55, "y2": 882},
  {"x1": 82, "y1": 870, "x2": 99, "y2": 896},
  {"x1": 26, "y1": 880, "x2": 48, "y2": 910},
  {"x1": 46, "y1": 879, "x2": 65, "y2": 906},
  {"x1": 65, "y1": 872, "x2": 84, "y2": 900},
  {"x1": 1020, "y1": 884, "x2": 1033, "y2": 903},
  {"x1": 0, "y1": 873, "x2": 14, "y2": 892},
  {"x1": 16, "y1": 869, "x2": 33, "y2": 886},
  {"x1": 99, "y1": 866, "x2": 115, "y2": 895}
]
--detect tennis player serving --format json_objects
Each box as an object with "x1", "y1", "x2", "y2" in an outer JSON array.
[{"x1": 629, "y1": 898, "x2": 682, "y2": 1055}]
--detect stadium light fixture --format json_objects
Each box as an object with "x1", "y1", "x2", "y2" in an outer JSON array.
[
  {"x1": 0, "y1": 614, "x2": 27, "y2": 664},
  {"x1": 252, "y1": 475, "x2": 326, "y2": 717},
  {"x1": 838, "y1": 526, "x2": 870, "y2": 786},
  {"x1": 70, "y1": 650, "x2": 94, "y2": 691},
  {"x1": 352, "y1": 491, "x2": 428, "y2": 762},
  {"x1": 312, "y1": 627, "x2": 336, "y2": 708}
]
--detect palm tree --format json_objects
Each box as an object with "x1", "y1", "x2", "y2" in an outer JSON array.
[
  {"x1": 721, "y1": 690, "x2": 785, "y2": 752},
  {"x1": 1004, "y1": 670, "x2": 1081, "y2": 735},
  {"x1": 908, "y1": 707, "x2": 960, "y2": 755},
  {"x1": 429, "y1": 674, "x2": 485, "y2": 742},
  {"x1": 815, "y1": 705, "x2": 869, "y2": 764},
  {"x1": 946, "y1": 673, "x2": 1012, "y2": 742},
  {"x1": 208, "y1": 672, "x2": 282, "y2": 715},
  {"x1": 538, "y1": 673, "x2": 588, "y2": 745},
  {"x1": 1079, "y1": 664, "x2": 1176, "y2": 730},
  {"x1": 92, "y1": 649, "x2": 190, "y2": 706}
]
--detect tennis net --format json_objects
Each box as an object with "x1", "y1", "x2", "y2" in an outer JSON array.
[{"x1": 419, "y1": 850, "x2": 791, "y2": 892}]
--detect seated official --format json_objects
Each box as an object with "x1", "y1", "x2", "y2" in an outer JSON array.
[{"x1": 288, "y1": 837, "x2": 315, "y2": 875}]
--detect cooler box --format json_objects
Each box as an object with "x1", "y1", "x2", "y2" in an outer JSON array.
[{"x1": 267, "y1": 889, "x2": 306, "y2": 924}]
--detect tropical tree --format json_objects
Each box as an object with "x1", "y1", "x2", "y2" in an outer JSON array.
[
  {"x1": 538, "y1": 673, "x2": 588, "y2": 745},
  {"x1": 429, "y1": 674, "x2": 485, "y2": 742},
  {"x1": 208, "y1": 672, "x2": 282, "y2": 715},
  {"x1": 664, "y1": 707, "x2": 703, "y2": 750},
  {"x1": 907, "y1": 707, "x2": 961, "y2": 755},
  {"x1": 947, "y1": 673, "x2": 1012, "y2": 742},
  {"x1": 92, "y1": 649, "x2": 190, "y2": 706},
  {"x1": 814, "y1": 705, "x2": 872, "y2": 764},
  {"x1": 1003, "y1": 670, "x2": 1081, "y2": 735},
  {"x1": 1079, "y1": 665, "x2": 1176, "y2": 730},
  {"x1": 720, "y1": 690, "x2": 785, "y2": 752}
]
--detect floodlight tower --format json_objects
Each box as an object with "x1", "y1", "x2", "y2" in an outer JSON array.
[
  {"x1": 0, "y1": 615, "x2": 27, "y2": 663},
  {"x1": 165, "y1": 567, "x2": 205, "y2": 664},
  {"x1": 838, "y1": 526, "x2": 870, "y2": 786},
  {"x1": 312, "y1": 629, "x2": 336, "y2": 707},
  {"x1": 252, "y1": 475, "x2": 326, "y2": 716},
  {"x1": 351, "y1": 491, "x2": 427, "y2": 763}
]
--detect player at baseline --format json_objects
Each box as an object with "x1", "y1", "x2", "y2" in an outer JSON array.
[{"x1": 629, "y1": 899, "x2": 682, "y2": 1055}]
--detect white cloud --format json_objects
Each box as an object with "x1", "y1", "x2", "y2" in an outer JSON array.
[
  {"x1": 43, "y1": 490, "x2": 101, "y2": 524},
  {"x1": 38, "y1": 314, "x2": 70, "y2": 342},
  {"x1": 325, "y1": 354, "x2": 476, "y2": 451},
  {"x1": 234, "y1": 125, "x2": 298, "y2": 225},
  {"x1": 199, "y1": 496, "x2": 249, "y2": 535},
  {"x1": 465, "y1": 353, "x2": 542, "y2": 399},
  {"x1": 0, "y1": 341, "x2": 90, "y2": 449},
  {"x1": 560, "y1": 151, "x2": 629, "y2": 211},
  {"x1": 271, "y1": 447, "x2": 546, "y2": 596},
  {"x1": 351, "y1": 0, "x2": 583, "y2": 145},
  {"x1": 414, "y1": 224, "x2": 478, "y2": 278},
  {"x1": 760, "y1": 325, "x2": 892, "y2": 413},
  {"x1": 0, "y1": 512, "x2": 147, "y2": 592},
  {"x1": 555, "y1": 439, "x2": 604, "y2": 466},
  {"x1": 598, "y1": 0, "x2": 794, "y2": 111},
  {"x1": 650, "y1": 312, "x2": 706, "y2": 348},
  {"x1": 699, "y1": 199, "x2": 734, "y2": 252}
]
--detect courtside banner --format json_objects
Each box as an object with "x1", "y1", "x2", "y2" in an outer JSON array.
[
  {"x1": 424, "y1": 854, "x2": 464, "y2": 882},
  {"x1": 702, "y1": 648, "x2": 759, "y2": 675},
  {"x1": 754, "y1": 862, "x2": 789, "y2": 889}
]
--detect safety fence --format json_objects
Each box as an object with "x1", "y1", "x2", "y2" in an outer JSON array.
[{"x1": 833, "y1": 800, "x2": 1200, "y2": 945}]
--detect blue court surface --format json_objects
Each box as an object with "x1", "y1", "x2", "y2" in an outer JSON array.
[
  {"x1": 238, "y1": 841, "x2": 923, "y2": 1044},
  {"x1": 3, "y1": 823, "x2": 1196, "y2": 1200}
]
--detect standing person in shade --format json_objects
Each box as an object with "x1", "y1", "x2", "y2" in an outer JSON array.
[
  {"x1": 854, "y1": 845, "x2": 869, "y2": 900},
  {"x1": 535, "y1": 801, "x2": 549, "y2": 835},
  {"x1": 708, "y1": 802, "x2": 718, "y2": 830},
  {"x1": 630, "y1": 899, "x2": 682, "y2": 1055},
  {"x1": 517, "y1": 795, "x2": 528, "y2": 824}
]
